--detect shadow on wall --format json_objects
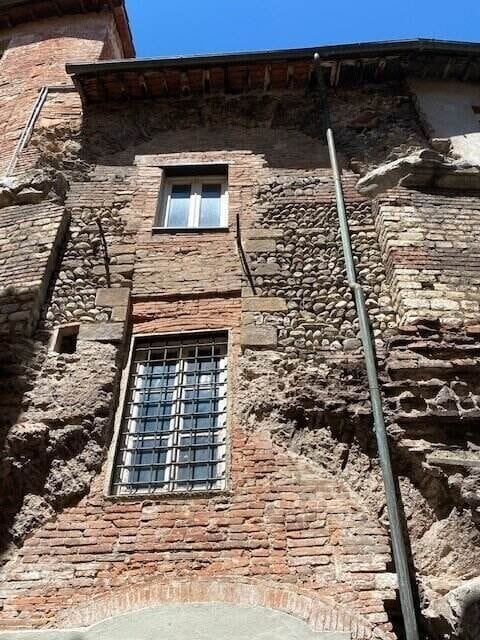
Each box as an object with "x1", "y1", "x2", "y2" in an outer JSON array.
[
  {"x1": 80, "y1": 94, "x2": 330, "y2": 169},
  {"x1": 0, "y1": 603, "x2": 348, "y2": 640},
  {"x1": 0, "y1": 329, "x2": 121, "y2": 553},
  {"x1": 75, "y1": 82, "x2": 427, "y2": 174},
  {"x1": 0, "y1": 334, "x2": 44, "y2": 549}
]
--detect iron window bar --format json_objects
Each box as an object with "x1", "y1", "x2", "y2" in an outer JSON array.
[{"x1": 112, "y1": 332, "x2": 228, "y2": 496}]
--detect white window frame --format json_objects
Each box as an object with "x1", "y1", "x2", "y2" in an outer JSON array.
[{"x1": 158, "y1": 175, "x2": 228, "y2": 229}]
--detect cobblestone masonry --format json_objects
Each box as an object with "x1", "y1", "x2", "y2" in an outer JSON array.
[{"x1": 248, "y1": 171, "x2": 396, "y2": 359}]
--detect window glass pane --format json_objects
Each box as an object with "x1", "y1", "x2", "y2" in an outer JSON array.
[
  {"x1": 199, "y1": 183, "x2": 222, "y2": 227},
  {"x1": 167, "y1": 184, "x2": 191, "y2": 227}
]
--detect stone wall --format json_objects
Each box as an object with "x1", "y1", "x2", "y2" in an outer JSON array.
[
  {"x1": 42, "y1": 165, "x2": 137, "y2": 328},
  {"x1": 0, "y1": 56, "x2": 479, "y2": 640},
  {"x1": 247, "y1": 171, "x2": 396, "y2": 359}
]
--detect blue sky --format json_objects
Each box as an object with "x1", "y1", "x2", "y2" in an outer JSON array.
[{"x1": 125, "y1": 0, "x2": 480, "y2": 59}]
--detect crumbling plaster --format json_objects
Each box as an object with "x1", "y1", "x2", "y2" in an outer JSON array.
[{"x1": 409, "y1": 78, "x2": 480, "y2": 165}]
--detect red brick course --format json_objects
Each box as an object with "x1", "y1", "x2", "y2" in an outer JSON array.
[{"x1": 0, "y1": 12, "x2": 122, "y2": 173}]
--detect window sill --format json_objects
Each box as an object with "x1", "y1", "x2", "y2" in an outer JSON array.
[
  {"x1": 104, "y1": 488, "x2": 232, "y2": 502},
  {"x1": 151, "y1": 226, "x2": 230, "y2": 235}
]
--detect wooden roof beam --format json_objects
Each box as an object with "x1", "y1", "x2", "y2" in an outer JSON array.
[
  {"x1": 180, "y1": 71, "x2": 190, "y2": 95},
  {"x1": 202, "y1": 69, "x2": 211, "y2": 95},
  {"x1": 139, "y1": 72, "x2": 149, "y2": 98},
  {"x1": 263, "y1": 64, "x2": 271, "y2": 92}
]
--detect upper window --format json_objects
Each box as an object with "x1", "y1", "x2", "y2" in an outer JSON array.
[
  {"x1": 111, "y1": 331, "x2": 228, "y2": 496},
  {"x1": 157, "y1": 176, "x2": 228, "y2": 229}
]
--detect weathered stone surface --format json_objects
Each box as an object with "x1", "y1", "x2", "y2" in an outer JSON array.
[
  {"x1": 240, "y1": 326, "x2": 277, "y2": 348},
  {"x1": 95, "y1": 287, "x2": 130, "y2": 308},
  {"x1": 78, "y1": 322, "x2": 124, "y2": 343},
  {"x1": 424, "y1": 577, "x2": 480, "y2": 640},
  {"x1": 357, "y1": 148, "x2": 480, "y2": 196},
  {"x1": 242, "y1": 296, "x2": 287, "y2": 312},
  {"x1": 0, "y1": 339, "x2": 119, "y2": 544},
  {"x1": 0, "y1": 169, "x2": 68, "y2": 208}
]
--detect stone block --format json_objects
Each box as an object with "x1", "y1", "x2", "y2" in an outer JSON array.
[
  {"x1": 244, "y1": 239, "x2": 276, "y2": 253},
  {"x1": 242, "y1": 312, "x2": 257, "y2": 326},
  {"x1": 253, "y1": 263, "x2": 280, "y2": 275},
  {"x1": 431, "y1": 298, "x2": 459, "y2": 311},
  {"x1": 240, "y1": 326, "x2": 277, "y2": 348},
  {"x1": 95, "y1": 287, "x2": 130, "y2": 308},
  {"x1": 426, "y1": 453, "x2": 480, "y2": 469},
  {"x1": 242, "y1": 297, "x2": 287, "y2": 312},
  {"x1": 110, "y1": 306, "x2": 129, "y2": 322},
  {"x1": 245, "y1": 228, "x2": 283, "y2": 240},
  {"x1": 78, "y1": 322, "x2": 124, "y2": 344},
  {"x1": 466, "y1": 324, "x2": 480, "y2": 336}
]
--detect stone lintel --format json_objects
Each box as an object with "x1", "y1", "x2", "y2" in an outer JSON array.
[{"x1": 78, "y1": 322, "x2": 125, "y2": 344}]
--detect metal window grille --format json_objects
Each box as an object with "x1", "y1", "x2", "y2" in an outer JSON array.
[{"x1": 112, "y1": 332, "x2": 228, "y2": 495}]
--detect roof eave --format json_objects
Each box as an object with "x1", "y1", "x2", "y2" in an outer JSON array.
[{"x1": 66, "y1": 38, "x2": 480, "y2": 76}]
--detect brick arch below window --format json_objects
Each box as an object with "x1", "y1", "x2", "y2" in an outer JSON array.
[{"x1": 55, "y1": 578, "x2": 393, "y2": 640}]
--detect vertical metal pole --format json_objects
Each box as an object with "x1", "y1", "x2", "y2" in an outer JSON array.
[
  {"x1": 313, "y1": 53, "x2": 420, "y2": 640},
  {"x1": 4, "y1": 85, "x2": 75, "y2": 177},
  {"x1": 4, "y1": 87, "x2": 49, "y2": 177}
]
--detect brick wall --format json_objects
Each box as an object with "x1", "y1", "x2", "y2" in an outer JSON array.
[
  {"x1": 0, "y1": 12, "x2": 120, "y2": 174},
  {"x1": 0, "y1": 297, "x2": 394, "y2": 637},
  {"x1": 0, "y1": 7, "x2": 126, "y2": 335},
  {"x1": 131, "y1": 156, "x2": 252, "y2": 298},
  {"x1": 0, "y1": 201, "x2": 67, "y2": 335},
  {"x1": 375, "y1": 188, "x2": 480, "y2": 327}
]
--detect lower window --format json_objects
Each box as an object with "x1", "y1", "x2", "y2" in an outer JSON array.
[{"x1": 112, "y1": 331, "x2": 228, "y2": 495}]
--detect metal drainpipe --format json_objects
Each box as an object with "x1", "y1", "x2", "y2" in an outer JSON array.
[
  {"x1": 4, "y1": 85, "x2": 75, "y2": 177},
  {"x1": 312, "y1": 53, "x2": 420, "y2": 640}
]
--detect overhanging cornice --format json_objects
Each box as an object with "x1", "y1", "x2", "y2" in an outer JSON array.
[{"x1": 66, "y1": 39, "x2": 480, "y2": 103}]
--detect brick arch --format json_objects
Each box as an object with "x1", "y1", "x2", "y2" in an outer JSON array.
[{"x1": 56, "y1": 578, "x2": 392, "y2": 640}]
